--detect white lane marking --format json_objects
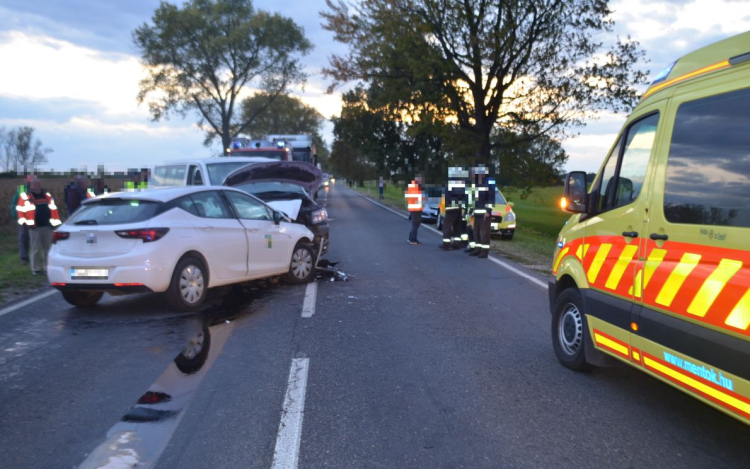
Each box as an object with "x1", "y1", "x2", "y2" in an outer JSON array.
[
  {"x1": 0, "y1": 289, "x2": 57, "y2": 319},
  {"x1": 346, "y1": 187, "x2": 546, "y2": 289},
  {"x1": 301, "y1": 282, "x2": 317, "y2": 318},
  {"x1": 271, "y1": 357, "x2": 310, "y2": 469}
]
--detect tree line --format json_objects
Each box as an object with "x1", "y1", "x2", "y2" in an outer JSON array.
[{"x1": 0, "y1": 126, "x2": 51, "y2": 173}]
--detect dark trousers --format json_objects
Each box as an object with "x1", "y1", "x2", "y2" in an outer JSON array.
[
  {"x1": 18, "y1": 225, "x2": 29, "y2": 262},
  {"x1": 409, "y1": 211, "x2": 422, "y2": 242},
  {"x1": 379, "y1": 186, "x2": 383, "y2": 200},
  {"x1": 473, "y1": 215, "x2": 491, "y2": 251},
  {"x1": 442, "y1": 209, "x2": 461, "y2": 246}
]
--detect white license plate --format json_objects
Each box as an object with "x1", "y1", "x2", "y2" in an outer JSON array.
[{"x1": 71, "y1": 267, "x2": 109, "y2": 280}]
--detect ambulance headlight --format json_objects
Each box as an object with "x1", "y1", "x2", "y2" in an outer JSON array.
[
  {"x1": 312, "y1": 208, "x2": 328, "y2": 224},
  {"x1": 504, "y1": 212, "x2": 515, "y2": 222}
]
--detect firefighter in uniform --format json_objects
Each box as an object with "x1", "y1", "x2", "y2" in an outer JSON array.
[
  {"x1": 464, "y1": 168, "x2": 477, "y2": 253},
  {"x1": 469, "y1": 167, "x2": 495, "y2": 259},
  {"x1": 440, "y1": 167, "x2": 467, "y2": 250},
  {"x1": 17, "y1": 177, "x2": 62, "y2": 274}
]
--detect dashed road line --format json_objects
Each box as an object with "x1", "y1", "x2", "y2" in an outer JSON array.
[
  {"x1": 271, "y1": 357, "x2": 310, "y2": 469},
  {"x1": 0, "y1": 289, "x2": 57, "y2": 319},
  {"x1": 346, "y1": 187, "x2": 547, "y2": 289},
  {"x1": 301, "y1": 282, "x2": 317, "y2": 318}
]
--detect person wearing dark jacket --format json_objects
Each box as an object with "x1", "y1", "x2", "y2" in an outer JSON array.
[
  {"x1": 10, "y1": 175, "x2": 33, "y2": 263},
  {"x1": 17, "y1": 178, "x2": 62, "y2": 275},
  {"x1": 469, "y1": 167, "x2": 495, "y2": 259}
]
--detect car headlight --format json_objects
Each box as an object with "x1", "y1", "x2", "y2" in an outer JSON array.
[
  {"x1": 312, "y1": 208, "x2": 328, "y2": 224},
  {"x1": 504, "y1": 212, "x2": 516, "y2": 222}
]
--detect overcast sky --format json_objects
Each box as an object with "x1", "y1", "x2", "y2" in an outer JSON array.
[{"x1": 1, "y1": 0, "x2": 749, "y2": 174}]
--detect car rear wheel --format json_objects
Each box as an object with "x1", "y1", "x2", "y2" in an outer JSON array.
[
  {"x1": 62, "y1": 290, "x2": 103, "y2": 308},
  {"x1": 284, "y1": 242, "x2": 315, "y2": 285},
  {"x1": 437, "y1": 214, "x2": 443, "y2": 230},
  {"x1": 552, "y1": 288, "x2": 591, "y2": 371},
  {"x1": 167, "y1": 256, "x2": 208, "y2": 312}
]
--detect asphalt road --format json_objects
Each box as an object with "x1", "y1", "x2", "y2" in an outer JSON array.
[{"x1": 1, "y1": 183, "x2": 748, "y2": 469}]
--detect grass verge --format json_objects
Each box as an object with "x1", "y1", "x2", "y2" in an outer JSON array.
[{"x1": 0, "y1": 226, "x2": 49, "y2": 304}]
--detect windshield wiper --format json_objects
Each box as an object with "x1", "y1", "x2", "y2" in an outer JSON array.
[{"x1": 74, "y1": 219, "x2": 98, "y2": 225}]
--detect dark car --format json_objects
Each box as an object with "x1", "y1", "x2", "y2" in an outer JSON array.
[{"x1": 223, "y1": 161, "x2": 330, "y2": 254}]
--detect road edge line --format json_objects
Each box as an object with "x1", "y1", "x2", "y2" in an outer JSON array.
[
  {"x1": 345, "y1": 187, "x2": 547, "y2": 289},
  {"x1": 0, "y1": 289, "x2": 57, "y2": 318},
  {"x1": 301, "y1": 282, "x2": 317, "y2": 318},
  {"x1": 271, "y1": 357, "x2": 311, "y2": 469}
]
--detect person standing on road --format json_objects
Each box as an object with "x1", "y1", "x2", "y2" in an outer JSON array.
[
  {"x1": 406, "y1": 175, "x2": 424, "y2": 245},
  {"x1": 469, "y1": 167, "x2": 495, "y2": 259},
  {"x1": 17, "y1": 177, "x2": 61, "y2": 275},
  {"x1": 378, "y1": 176, "x2": 384, "y2": 200},
  {"x1": 464, "y1": 168, "x2": 477, "y2": 253},
  {"x1": 10, "y1": 175, "x2": 34, "y2": 264},
  {"x1": 440, "y1": 167, "x2": 466, "y2": 250},
  {"x1": 66, "y1": 175, "x2": 91, "y2": 215}
]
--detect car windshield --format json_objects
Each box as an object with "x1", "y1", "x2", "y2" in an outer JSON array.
[
  {"x1": 425, "y1": 187, "x2": 443, "y2": 198},
  {"x1": 206, "y1": 162, "x2": 255, "y2": 185},
  {"x1": 495, "y1": 188, "x2": 507, "y2": 205},
  {"x1": 67, "y1": 199, "x2": 161, "y2": 225},
  {"x1": 233, "y1": 181, "x2": 307, "y2": 196}
]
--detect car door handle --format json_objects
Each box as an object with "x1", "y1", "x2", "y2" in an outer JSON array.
[
  {"x1": 246, "y1": 228, "x2": 258, "y2": 233},
  {"x1": 200, "y1": 226, "x2": 213, "y2": 230},
  {"x1": 622, "y1": 231, "x2": 638, "y2": 238},
  {"x1": 650, "y1": 233, "x2": 669, "y2": 241}
]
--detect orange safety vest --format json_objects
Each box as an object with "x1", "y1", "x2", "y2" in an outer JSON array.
[
  {"x1": 16, "y1": 192, "x2": 62, "y2": 227},
  {"x1": 405, "y1": 181, "x2": 423, "y2": 212}
]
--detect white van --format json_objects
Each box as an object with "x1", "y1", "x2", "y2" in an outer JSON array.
[{"x1": 151, "y1": 157, "x2": 277, "y2": 188}]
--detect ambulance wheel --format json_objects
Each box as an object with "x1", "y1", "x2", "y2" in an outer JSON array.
[
  {"x1": 502, "y1": 232, "x2": 514, "y2": 240},
  {"x1": 285, "y1": 242, "x2": 315, "y2": 285},
  {"x1": 552, "y1": 288, "x2": 591, "y2": 371},
  {"x1": 62, "y1": 290, "x2": 103, "y2": 308}
]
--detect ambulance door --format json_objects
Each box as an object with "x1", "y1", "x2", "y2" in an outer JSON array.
[
  {"x1": 581, "y1": 107, "x2": 662, "y2": 359},
  {"x1": 637, "y1": 83, "x2": 750, "y2": 423}
]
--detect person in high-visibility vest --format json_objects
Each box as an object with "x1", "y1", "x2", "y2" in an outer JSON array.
[
  {"x1": 17, "y1": 177, "x2": 61, "y2": 275},
  {"x1": 440, "y1": 167, "x2": 467, "y2": 250},
  {"x1": 405, "y1": 176, "x2": 424, "y2": 245},
  {"x1": 469, "y1": 167, "x2": 495, "y2": 259},
  {"x1": 10, "y1": 175, "x2": 34, "y2": 264}
]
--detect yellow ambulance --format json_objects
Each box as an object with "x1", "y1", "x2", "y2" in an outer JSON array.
[{"x1": 550, "y1": 31, "x2": 750, "y2": 425}]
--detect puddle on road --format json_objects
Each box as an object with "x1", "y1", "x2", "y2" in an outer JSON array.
[{"x1": 78, "y1": 318, "x2": 234, "y2": 469}]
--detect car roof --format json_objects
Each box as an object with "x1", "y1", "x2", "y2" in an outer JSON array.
[
  {"x1": 155, "y1": 157, "x2": 279, "y2": 166},
  {"x1": 84, "y1": 186, "x2": 246, "y2": 203}
]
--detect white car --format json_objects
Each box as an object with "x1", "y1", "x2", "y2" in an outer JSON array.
[{"x1": 48, "y1": 186, "x2": 317, "y2": 311}]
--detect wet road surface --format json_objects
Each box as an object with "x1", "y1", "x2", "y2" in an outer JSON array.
[{"x1": 0, "y1": 184, "x2": 748, "y2": 468}]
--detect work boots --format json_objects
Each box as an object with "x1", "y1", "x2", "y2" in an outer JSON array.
[
  {"x1": 477, "y1": 249, "x2": 489, "y2": 259},
  {"x1": 469, "y1": 248, "x2": 481, "y2": 256}
]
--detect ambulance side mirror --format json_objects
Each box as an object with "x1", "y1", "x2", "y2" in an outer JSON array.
[
  {"x1": 562, "y1": 172, "x2": 587, "y2": 213},
  {"x1": 507, "y1": 202, "x2": 514, "y2": 208}
]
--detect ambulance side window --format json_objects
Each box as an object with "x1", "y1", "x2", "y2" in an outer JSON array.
[
  {"x1": 595, "y1": 113, "x2": 659, "y2": 213},
  {"x1": 664, "y1": 87, "x2": 750, "y2": 228}
]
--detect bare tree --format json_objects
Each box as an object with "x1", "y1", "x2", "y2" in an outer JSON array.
[{"x1": 5, "y1": 127, "x2": 52, "y2": 171}]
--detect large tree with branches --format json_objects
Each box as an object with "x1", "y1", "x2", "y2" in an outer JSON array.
[
  {"x1": 322, "y1": 0, "x2": 649, "y2": 163},
  {"x1": 135, "y1": 0, "x2": 312, "y2": 154}
]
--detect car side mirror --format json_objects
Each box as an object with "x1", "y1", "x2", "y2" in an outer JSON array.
[
  {"x1": 562, "y1": 171, "x2": 587, "y2": 213},
  {"x1": 273, "y1": 211, "x2": 282, "y2": 225}
]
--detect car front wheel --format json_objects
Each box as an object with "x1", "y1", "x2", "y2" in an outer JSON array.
[
  {"x1": 166, "y1": 256, "x2": 208, "y2": 312},
  {"x1": 62, "y1": 290, "x2": 103, "y2": 308},
  {"x1": 284, "y1": 242, "x2": 315, "y2": 285},
  {"x1": 552, "y1": 288, "x2": 591, "y2": 371}
]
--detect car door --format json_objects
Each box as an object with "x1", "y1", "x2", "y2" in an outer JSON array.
[
  {"x1": 222, "y1": 190, "x2": 279, "y2": 276},
  {"x1": 577, "y1": 107, "x2": 663, "y2": 357},
  {"x1": 636, "y1": 83, "x2": 750, "y2": 419},
  {"x1": 188, "y1": 190, "x2": 248, "y2": 280},
  {"x1": 187, "y1": 165, "x2": 205, "y2": 186}
]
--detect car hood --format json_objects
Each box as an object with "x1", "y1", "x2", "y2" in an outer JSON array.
[{"x1": 223, "y1": 161, "x2": 323, "y2": 194}]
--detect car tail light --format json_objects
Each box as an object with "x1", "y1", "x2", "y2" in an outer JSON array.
[
  {"x1": 52, "y1": 231, "x2": 69, "y2": 244},
  {"x1": 114, "y1": 283, "x2": 144, "y2": 287},
  {"x1": 115, "y1": 228, "x2": 169, "y2": 242},
  {"x1": 137, "y1": 391, "x2": 172, "y2": 405}
]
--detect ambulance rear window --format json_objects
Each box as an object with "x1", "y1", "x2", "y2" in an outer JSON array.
[{"x1": 664, "y1": 87, "x2": 750, "y2": 228}]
